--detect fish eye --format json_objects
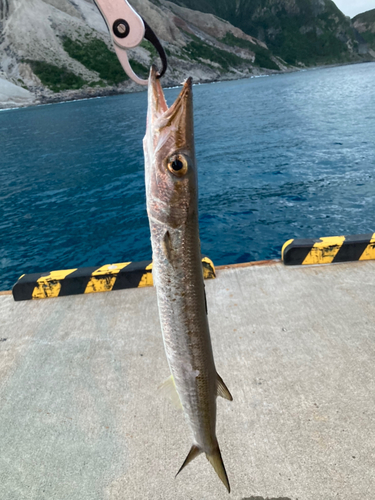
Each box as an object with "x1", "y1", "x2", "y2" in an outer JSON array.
[{"x1": 167, "y1": 154, "x2": 188, "y2": 177}]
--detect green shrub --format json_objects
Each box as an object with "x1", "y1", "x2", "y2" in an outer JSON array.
[
  {"x1": 221, "y1": 32, "x2": 257, "y2": 51},
  {"x1": 183, "y1": 37, "x2": 248, "y2": 70},
  {"x1": 254, "y1": 52, "x2": 280, "y2": 70},
  {"x1": 63, "y1": 36, "x2": 127, "y2": 84},
  {"x1": 63, "y1": 36, "x2": 149, "y2": 84},
  {"x1": 128, "y1": 59, "x2": 149, "y2": 79},
  {"x1": 170, "y1": 0, "x2": 356, "y2": 66},
  {"x1": 140, "y1": 39, "x2": 158, "y2": 59},
  {"x1": 88, "y1": 80, "x2": 106, "y2": 88},
  {"x1": 27, "y1": 60, "x2": 87, "y2": 92},
  {"x1": 221, "y1": 32, "x2": 279, "y2": 70},
  {"x1": 262, "y1": 13, "x2": 350, "y2": 65}
]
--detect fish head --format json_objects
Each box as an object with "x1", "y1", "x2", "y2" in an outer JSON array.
[{"x1": 144, "y1": 66, "x2": 197, "y2": 228}]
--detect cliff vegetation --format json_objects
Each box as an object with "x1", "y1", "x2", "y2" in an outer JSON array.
[{"x1": 0, "y1": 0, "x2": 373, "y2": 108}]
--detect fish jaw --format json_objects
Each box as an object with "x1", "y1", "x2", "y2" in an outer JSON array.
[{"x1": 144, "y1": 66, "x2": 197, "y2": 229}]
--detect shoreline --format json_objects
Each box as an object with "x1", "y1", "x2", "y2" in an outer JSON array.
[{"x1": 1, "y1": 59, "x2": 373, "y2": 112}]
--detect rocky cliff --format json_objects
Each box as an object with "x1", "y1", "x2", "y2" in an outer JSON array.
[
  {"x1": 165, "y1": 0, "x2": 373, "y2": 65},
  {"x1": 0, "y1": 0, "x2": 281, "y2": 108},
  {"x1": 0, "y1": 0, "x2": 373, "y2": 109},
  {"x1": 353, "y1": 9, "x2": 375, "y2": 54}
]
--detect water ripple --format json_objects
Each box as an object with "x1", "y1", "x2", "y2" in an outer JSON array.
[{"x1": 0, "y1": 63, "x2": 375, "y2": 289}]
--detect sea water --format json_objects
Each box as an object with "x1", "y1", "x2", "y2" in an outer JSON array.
[{"x1": 0, "y1": 62, "x2": 374, "y2": 290}]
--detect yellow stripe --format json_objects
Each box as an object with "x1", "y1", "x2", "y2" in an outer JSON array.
[
  {"x1": 302, "y1": 236, "x2": 345, "y2": 265},
  {"x1": 30, "y1": 257, "x2": 215, "y2": 300},
  {"x1": 32, "y1": 269, "x2": 77, "y2": 299},
  {"x1": 281, "y1": 239, "x2": 294, "y2": 261},
  {"x1": 201, "y1": 256, "x2": 216, "y2": 279},
  {"x1": 138, "y1": 262, "x2": 153, "y2": 288},
  {"x1": 359, "y1": 233, "x2": 375, "y2": 261},
  {"x1": 84, "y1": 262, "x2": 131, "y2": 294}
]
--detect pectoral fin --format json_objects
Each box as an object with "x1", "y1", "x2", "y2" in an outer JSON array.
[
  {"x1": 162, "y1": 230, "x2": 174, "y2": 266},
  {"x1": 217, "y1": 373, "x2": 233, "y2": 401}
]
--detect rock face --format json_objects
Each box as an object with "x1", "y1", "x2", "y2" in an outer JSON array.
[
  {"x1": 353, "y1": 9, "x2": 375, "y2": 55},
  {"x1": 0, "y1": 0, "x2": 279, "y2": 108},
  {"x1": 165, "y1": 0, "x2": 374, "y2": 65},
  {"x1": 0, "y1": 0, "x2": 373, "y2": 108},
  {"x1": 0, "y1": 76, "x2": 35, "y2": 107}
]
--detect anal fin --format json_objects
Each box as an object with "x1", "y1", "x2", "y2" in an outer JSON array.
[
  {"x1": 159, "y1": 375, "x2": 182, "y2": 409},
  {"x1": 217, "y1": 373, "x2": 233, "y2": 401}
]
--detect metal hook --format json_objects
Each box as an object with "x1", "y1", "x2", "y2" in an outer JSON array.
[
  {"x1": 142, "y1": 19, "x2": 168, "y2": 80},
  {"x1": 93, "y1": 0, "x2": 167, "y2": 86}
]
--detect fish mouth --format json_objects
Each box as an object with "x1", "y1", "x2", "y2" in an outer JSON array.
[{"x1": 148, "y1": 65, "x2": 193, "y2": 126}]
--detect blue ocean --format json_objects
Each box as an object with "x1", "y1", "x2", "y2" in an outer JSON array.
[{"x1": 1, "y1": 62, "x2": 374, "y2": 291}]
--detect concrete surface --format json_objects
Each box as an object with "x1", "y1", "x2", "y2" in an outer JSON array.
[{"x1": 1, "y1": 260, "x2": 375, "y2": 500}]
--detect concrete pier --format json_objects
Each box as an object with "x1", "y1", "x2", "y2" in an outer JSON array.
[{"x1": 1, "y1": 260, "x2": 375, "y2": 500}]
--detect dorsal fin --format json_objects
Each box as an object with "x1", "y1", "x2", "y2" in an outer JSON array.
[{"x1": 217, "y1": 373, "x2": 233, "y2": 401}]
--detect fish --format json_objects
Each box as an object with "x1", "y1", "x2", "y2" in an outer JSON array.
[{"x1": 143, "y1": 66, "x2": 233, "y2": 493}]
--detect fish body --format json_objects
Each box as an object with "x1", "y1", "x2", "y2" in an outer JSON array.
[{"x1": 143, "y1": 67, "x2": 232, "y2": 492}]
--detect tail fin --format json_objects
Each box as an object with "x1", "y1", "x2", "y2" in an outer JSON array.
[
  {"x1": 206, "y1": 443, "x2": 231, "y2": 493},
  {"x1": 176, "y1": 442, "x2": 230, "y2": 493},
  {"x1": 176, "y1": 445, "x2": 202, "y2": 477}
]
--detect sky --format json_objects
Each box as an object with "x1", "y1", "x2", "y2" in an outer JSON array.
[{"x1": 334, "y1": 0, "x2": 375, "y2": 18}]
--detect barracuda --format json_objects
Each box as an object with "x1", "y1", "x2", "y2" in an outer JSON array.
[{"x1": 143, "y1": 66, "x2": 233, "y2": 493}]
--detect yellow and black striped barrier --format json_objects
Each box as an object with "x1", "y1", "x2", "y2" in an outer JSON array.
[
  {"x1": 12, "y1": 257, "x2": 216, "y2": 301},
  {"x1": 282, "y1": 233, "x2": 375, "y2": 266}
]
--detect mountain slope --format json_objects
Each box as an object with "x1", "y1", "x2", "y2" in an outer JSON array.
[
  {"x1": 164, "y1": 0, "x2": 370, "y2": 65},
  {"x1": 1, "y1": 0, "x2": 373, "y2": 109},
  {"x1": 353, "y1": 9, "x2": 375, "y2": 53},
  {"x1": 0, "y1": 0, "x2": 280, "y2": 108}
]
